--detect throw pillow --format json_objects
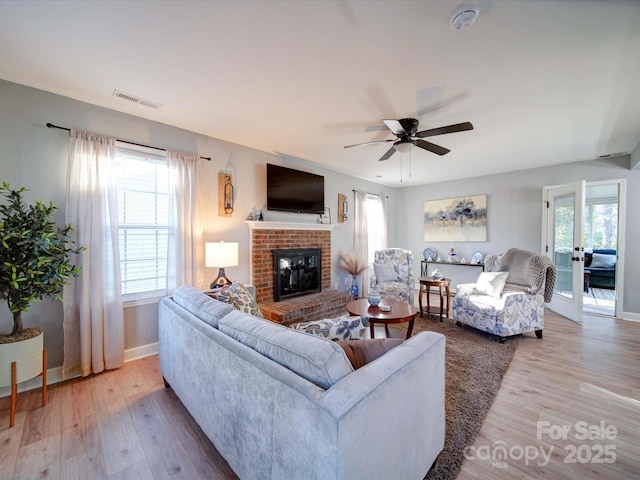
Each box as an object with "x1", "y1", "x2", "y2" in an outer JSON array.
[
  {"x1": 336, "y1": 341, "x2": 367, "y2": 369},
  {"x1": 373, "y1": 263, "x2": 397, "y2": 282},
  {"x1": 290, "y1": 315, "x2": 368, "y2": 341},
  {"x1": 589, "y1": 252, "x2": 616, "y2": 269},
  {"x1": 475, "y1": 271, "x2": 509, "y2": 298},
  {"x1": 350, "y1": 338, "x2": 404, "y2": 363},
  {"x1": 217, "y1": 283, "x2": 264, "y2": 318}
]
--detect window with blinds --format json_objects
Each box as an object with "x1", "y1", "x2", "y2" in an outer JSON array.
[{"x1": 115, "y1": 145, "x2": 169, "y2": 301}]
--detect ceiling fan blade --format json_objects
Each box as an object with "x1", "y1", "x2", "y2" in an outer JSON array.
[
  {"x1": 382, "y1": 119, "x2": 407, "y2": 136},
  {"x1": 344, "y1": 139, "x2": 394, "y2": 149},
  {"x1": 416, "y1": 139, "x2": 450, "y2": 156},
  {"x1": 378, "y1": 146, "x2": 397, "y2": 161},
  {"x1": 415, "y1": 121, "x2": 474, "y2": 138}
]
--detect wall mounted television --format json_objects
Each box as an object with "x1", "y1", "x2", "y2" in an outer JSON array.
[{"x1": 266, "y1": 163, "x2": 325, "y2": 214}]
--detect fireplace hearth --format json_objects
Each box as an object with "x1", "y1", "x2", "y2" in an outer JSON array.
[{"x1": 273, "y1": 248, "x2": 321, "y2": 301}]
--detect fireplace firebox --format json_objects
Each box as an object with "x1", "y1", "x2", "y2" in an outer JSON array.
[{"x1": 273, "y1": 248, "x2": 321, "y2": 301}]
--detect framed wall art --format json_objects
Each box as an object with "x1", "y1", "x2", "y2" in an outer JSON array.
[{"x1": 424, "y1": 194, "x2": 487, "y2": 242}]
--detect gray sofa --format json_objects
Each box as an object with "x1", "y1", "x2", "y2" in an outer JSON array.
[{"x1": 159, "y1": 285, "x2": 446, "y2": 480}]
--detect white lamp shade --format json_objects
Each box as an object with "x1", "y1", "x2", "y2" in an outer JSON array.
[
  {"x1": 205, "y1": 242, "x2": 239, "y2": 268},
  {"x1": 394, "y1": 141, "x2": 415, "y2": 154}
]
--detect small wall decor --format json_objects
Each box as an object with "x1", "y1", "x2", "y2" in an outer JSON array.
[
  {"x1": 218, "y1": 172, "x2": 234, "y2": 217},
  {"x1": 319, "y1": 207, "x2": 331, "y2": 224},
  {"x1": 424, "y1": 194, "x2": 487, "y2": 242},
  {"x1": 338, "y1": 193, "x2": 348, "y2": 223}
]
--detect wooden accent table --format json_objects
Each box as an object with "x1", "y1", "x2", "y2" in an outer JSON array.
[
  {"x1": 346, "y1": 299, "x2": 418, "y2": 339},
  {"x1": 419, "y1": 278, "x2": 451, "y2": 322}
]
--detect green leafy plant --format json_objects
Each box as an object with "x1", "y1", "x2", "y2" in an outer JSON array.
[{"x1": 0, "y1": 182, "x2": 82, "y2": 337}]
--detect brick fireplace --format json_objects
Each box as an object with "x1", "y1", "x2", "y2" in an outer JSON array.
[{"x1": 248, "y1": 222, "x2": 332, "y2": 304}]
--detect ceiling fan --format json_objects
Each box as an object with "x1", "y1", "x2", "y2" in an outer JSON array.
[{"x1": 344, "y1": 118, "x2": 473, "y2": 161}]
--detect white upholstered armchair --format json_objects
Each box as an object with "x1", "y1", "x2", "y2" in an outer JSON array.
[
  {"x1": 371, "y1": 248, "x2": 415, "y2": 305},
  {"x1": 452, "y1": 248, "x2": 556, "y2": 342}
]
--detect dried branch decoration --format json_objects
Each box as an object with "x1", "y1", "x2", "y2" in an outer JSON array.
[{"x1": 340, "y1": 252, "x2": 369, "y2": 276}]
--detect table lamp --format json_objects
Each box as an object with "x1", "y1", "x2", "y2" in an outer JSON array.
[{"x1": 206, "y1": 241, "x2": 239, "y2": 289}]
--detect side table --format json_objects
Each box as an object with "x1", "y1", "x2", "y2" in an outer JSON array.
[{"x1": 419, "y1": 278, "x2": 451, "y2": 322}]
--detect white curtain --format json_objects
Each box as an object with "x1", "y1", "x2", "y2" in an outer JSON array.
[
  {"x1": 62, "y1": 130, "x2": 124, "y2": 379},
  {"x1": 354, "y1": 190, "x2": 370, "y2": 297},
  {"x1": 166, "y1": 150, "x2": 203, "y2": 292},
  {"x1": 368, "y1": 194, "x2": 388, "y2": 259}
]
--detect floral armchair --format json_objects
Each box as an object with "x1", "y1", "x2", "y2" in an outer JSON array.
[
  {"x1": 371, "y1": 248, "x2": 415, "y2": 305},
  {"x1": 452, "y1": 248, "x2": 556, "y2": 342}
]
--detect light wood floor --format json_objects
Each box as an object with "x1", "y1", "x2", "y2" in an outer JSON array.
[{"x1": 1, "y1": 310, "x2": 638, "y2": 479}]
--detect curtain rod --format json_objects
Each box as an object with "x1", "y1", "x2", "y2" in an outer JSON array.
[
  {"x1": 46, "y1": 123, "x2": 212, "y2": 161},
  {"x1": 352, "y1": 189, "x2": 389, "y2": 198}
]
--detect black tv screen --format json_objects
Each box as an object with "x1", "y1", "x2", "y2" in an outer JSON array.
[{"x1": 266, "y1": 164, "x2": 325, "y2": 214}]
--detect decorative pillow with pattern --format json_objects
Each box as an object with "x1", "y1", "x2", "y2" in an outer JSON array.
[
  {"x1": 290, "y1": 315, "x2": 369, "y2": 341},
  {"x1": 216, "y1": 283, "x2": 264, "y2": 318},
  {"x1": 373, "y1": 263, "x2": 397, "y2": 282}
]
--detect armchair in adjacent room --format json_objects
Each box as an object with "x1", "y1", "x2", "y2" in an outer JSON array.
[
  {"x1": 452, "y1": 248, "x2": 556, "y2": 342},
  {"x1": 371, "y1": 248, "x2": 415, "y2": 305}
]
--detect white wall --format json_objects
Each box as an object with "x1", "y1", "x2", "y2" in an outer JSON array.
[
  {"x1": 0, "y1": 79, "x2": 394, "y2": 368},
  {"x1": 398, "y1": 156, "x2": 640, "y2": 316}
]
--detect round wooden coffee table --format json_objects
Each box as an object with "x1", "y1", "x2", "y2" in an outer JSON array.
[{"x1": 346, "y1": 298, "x2": 419, "y2": 339}]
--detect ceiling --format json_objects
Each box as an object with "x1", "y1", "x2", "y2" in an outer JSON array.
[{"x1": 1, "y1": 1, "x2": 639, "y2": 187}]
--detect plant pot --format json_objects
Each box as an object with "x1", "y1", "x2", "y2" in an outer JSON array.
[{"x1": 0, "y1": 330, "x2": 44, "y2": 387}]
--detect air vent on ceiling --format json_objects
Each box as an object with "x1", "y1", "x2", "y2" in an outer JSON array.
[{"x1": 113, "y1": 89, "x2": 163, "y2": 109}]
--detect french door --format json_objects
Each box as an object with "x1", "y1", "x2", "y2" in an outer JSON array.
[{"x1": 543, "y1": 181, "x2": 585, "y2": 323}]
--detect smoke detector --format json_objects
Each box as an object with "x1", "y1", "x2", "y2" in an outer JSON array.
[{"x1": 450, "y1": 5, "x2": 479, "y2": 31}]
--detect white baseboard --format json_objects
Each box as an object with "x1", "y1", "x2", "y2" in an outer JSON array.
[
  {"x1": 0, "y1": 342, "x2": 159, "y2": 399},
  {"x1": 123, "y1": 342, "x2": 159, "y2": 363},
  {"x1": 622, "y1": 311, "x2": 640, "y2": 322}
]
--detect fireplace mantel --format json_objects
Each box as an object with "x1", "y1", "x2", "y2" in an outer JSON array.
[{"x1": 245, "y1": 221, "x2": 339, "y2": 231}]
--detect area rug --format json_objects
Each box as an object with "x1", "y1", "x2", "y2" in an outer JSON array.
[{"x1": 390, "y1": 317, "x2": 518, "y2": 480}]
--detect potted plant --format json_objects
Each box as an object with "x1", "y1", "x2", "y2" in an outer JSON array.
[{"x1": 0, "y1": 182, "x2": 82, "y2": 425}]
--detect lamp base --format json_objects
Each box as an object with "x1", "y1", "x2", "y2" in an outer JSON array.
[{"x1": 210, "y1": 268, "x2": 233, "y2": 289}]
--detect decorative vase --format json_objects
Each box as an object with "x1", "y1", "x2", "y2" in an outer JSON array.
[
  {"x1": 367, "y1": 292, "x2": 382, "y2": 307},
  {"x1": 350, "y1": 275, "x2": 359, "y2": 298}
]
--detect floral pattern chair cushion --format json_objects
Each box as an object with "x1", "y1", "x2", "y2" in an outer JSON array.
[
  {"x1": 371, "y1": 248, "x2": 415, "y2": 305},
  {"x1": 290, "y1": 315, "x2": 369, "y2": 341}
]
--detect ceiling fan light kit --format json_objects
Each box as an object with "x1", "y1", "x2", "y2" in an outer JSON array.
[
  {"x1": 394, "y1": 140, "x2": 415, "y2": 153},
  {"x1": 344, "y1": 117, "x2": 473, "y2": 161},
  {"x1": 450, "y1": 5, "x2": 479, "y2": 31}
]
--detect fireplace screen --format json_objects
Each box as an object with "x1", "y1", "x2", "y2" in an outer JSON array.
[{"x1": 273, "y1": 248, "x2": 321, "y2": 301}]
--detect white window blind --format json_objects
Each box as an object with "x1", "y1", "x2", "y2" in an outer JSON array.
[{"x1": 115, "y1": 145, "x2": 169, "y2": 301}]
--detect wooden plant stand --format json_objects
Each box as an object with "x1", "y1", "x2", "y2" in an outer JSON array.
[{"x1": 8, "y1": 348, "x2": 47, "y2": 428}]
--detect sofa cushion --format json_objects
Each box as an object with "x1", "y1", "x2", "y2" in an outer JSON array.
[
  {"x1": 219, "y1": 310, "x2": 353, "y2": 389},
  {"x1": 216, "y1": 282, "x2": 264, "y2": 318},
  {"x1": 290, "y1": 315, "x2": 368, "y2": 341},
  {"x1": 475, "y1": 271, "x2": 508, "y2": 298},
  {"x1": 590, "y1": 252, "x2": 616, "y2": 269},
  {"x1": 172, "y1": 285, "x2": 234, "y2": 328}
]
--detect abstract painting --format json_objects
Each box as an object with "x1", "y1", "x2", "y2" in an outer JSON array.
[{"x1": 424, "y1": 195, "x2": 487, "y2": 242}]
